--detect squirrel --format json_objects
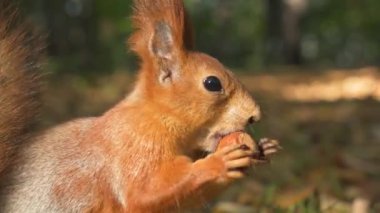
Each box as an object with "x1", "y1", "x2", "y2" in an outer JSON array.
[{"x1": 0, "y1": 0, "x2": 280, "y2": 212}]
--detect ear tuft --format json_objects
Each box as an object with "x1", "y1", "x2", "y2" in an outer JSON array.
[
  {"x1": 129, "y1": 0, "x2": 194, "y2": 84},
  {"x1": 151, "y1": 21, "x2": 173, "y2": 60},
  {"x1": 129, "y1": 0, "x2": 194, "y2": 61}
]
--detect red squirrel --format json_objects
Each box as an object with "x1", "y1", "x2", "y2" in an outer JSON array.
[{"x1": 0, "y1": 0, "x2": 280, "y2": 212}]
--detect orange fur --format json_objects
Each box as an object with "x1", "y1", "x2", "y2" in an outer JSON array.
[{"x1": 0, "y1": 0, "x2": 269, "y2": 212}]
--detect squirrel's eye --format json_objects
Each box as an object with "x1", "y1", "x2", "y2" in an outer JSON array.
[{"x1": 203, "y1": 76, "x2": 222, "y2": 92}]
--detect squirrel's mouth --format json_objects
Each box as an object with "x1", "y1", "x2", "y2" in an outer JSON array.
[
  {"x1": 192, "y1": 129, "x2": 244, "y2": 160},
  {"x1": 209, "y1": 129, "x2": 244, "y2": 152}
]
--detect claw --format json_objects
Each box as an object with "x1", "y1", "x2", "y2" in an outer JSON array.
[
  {"x1": 252, "y1": 138, "x2": 281, "y2": 164},
  {"x1": 240, "y1": 144, "x2": 250, "y2": 151}
]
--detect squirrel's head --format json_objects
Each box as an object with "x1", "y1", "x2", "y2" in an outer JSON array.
[{"x1": 128, "y1": 0, "x2": 260, "y2": 153}]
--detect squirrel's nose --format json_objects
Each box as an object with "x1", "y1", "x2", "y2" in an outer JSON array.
[
  {"x1": 248, "y1": 105, "x2": 261, "y2": 125},
  {"x1": 248, "y1": 116, "x2": 259, "y2": 124}
]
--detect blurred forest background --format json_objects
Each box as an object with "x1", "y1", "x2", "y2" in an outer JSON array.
[{"x1": 18, "y1": 0, "x2": 380, "y2": 212}]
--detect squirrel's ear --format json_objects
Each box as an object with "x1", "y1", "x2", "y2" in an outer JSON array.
[
  {"x1": 130, "y1": 0, "x2": 193, "y2": 83},
  {"x1": 149, "y1": 21, "x2": 180, "y2": 84},
  {"x1": 151, "y1": 21, "x2": 173, "y2": 60}
]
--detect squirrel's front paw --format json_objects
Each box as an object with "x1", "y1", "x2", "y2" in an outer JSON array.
[
  {"x1": 210, "y1": 144, "x2": 254, "y2": 182},
  {"x1": 252, "y1": 138, "x2": 282, "y2": 163}
]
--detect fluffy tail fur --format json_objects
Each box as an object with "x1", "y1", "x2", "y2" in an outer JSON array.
[{"x1": 0, "y1": 1, "x2": 44, "y2": 174}]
